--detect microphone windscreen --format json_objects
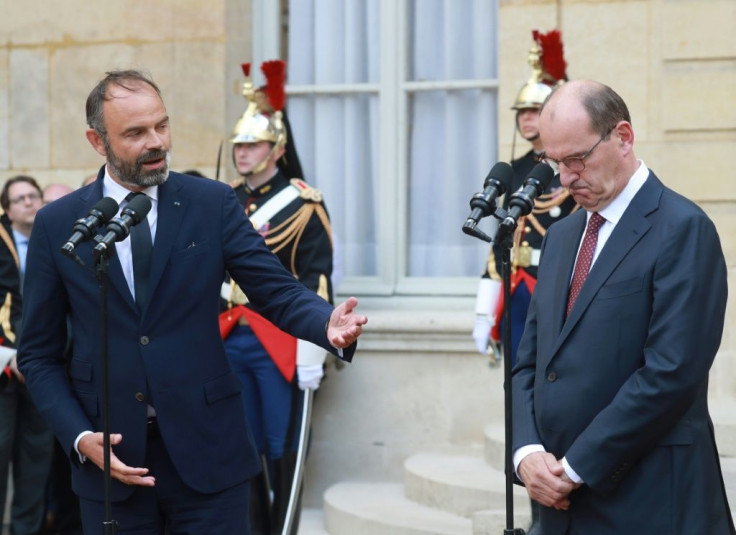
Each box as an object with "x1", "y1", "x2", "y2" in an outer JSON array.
[
  {"x1": 125, "y1": 193, "x2": 152, "y2": 222},
  {"x1": 485, "y1": 161, "x2": 515, "y2": 193},
  {"x1": 525, "y1": 163, "x2": 555, "y2": 193},
  {"x1": 94, "y1": 197, "x2": 119, "y2": 222}
]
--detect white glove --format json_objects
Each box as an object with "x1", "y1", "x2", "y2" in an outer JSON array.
[
  {"x1": 472, "y1": 315, "x2": 493, "y2": 354},
  {"x1": 297, "y1": 363, "x2": 324, "y2": 391}
]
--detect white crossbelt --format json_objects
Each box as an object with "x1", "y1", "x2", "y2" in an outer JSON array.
[{"x1": 247, "y1": 185, "x2": 300, "y2": 230}]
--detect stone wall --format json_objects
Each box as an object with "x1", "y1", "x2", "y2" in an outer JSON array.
[{"x1": 0, "y1": 0, "x2": 250, "y2": 187}]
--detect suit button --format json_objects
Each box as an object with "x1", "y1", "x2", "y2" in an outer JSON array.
[
  {"x1": 547, "y1": 372, "x2": 557, "y2": 382},
  {"x1": 140, "y1": 336, "x2": 149, "y2": 345},
  {"x1": 135, "y1": 392, "x2": 145, "y2": 402}
]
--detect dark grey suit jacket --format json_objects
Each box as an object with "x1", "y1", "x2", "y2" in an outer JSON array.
[{"x1": 512, "y1": 172, "x2": 733, "y2": 534}]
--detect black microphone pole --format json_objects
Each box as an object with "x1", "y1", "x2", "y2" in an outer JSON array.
[
  {"x1": 499, "y1": 226, "x2": 525, "y2": 535},
  {"x1": 60, "y1": 203, "x2": 120, "y2": 533},
  {"x1": 462, "y1": 168, "x2": 525, "y2": 533},
  {"x1": 92, "y1": 239, "x2": 118, "y2": 535}
]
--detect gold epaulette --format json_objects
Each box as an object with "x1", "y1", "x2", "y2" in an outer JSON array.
[{"x1": 290, "y1": 178, "x2": 323, "y2": 203}]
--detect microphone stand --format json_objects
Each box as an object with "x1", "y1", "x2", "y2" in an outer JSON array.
[
  {"x1": 93, "y1": 243, "x2": 118, "y2": 535},
  {"x1": 464, "y1": 209, "x2": 525, "y2": 535},
  {"x1": 495, "y1": 219, "x2": 525, "y2": 535}
]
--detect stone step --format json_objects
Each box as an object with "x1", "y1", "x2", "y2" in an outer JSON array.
[
  {"x1": 323, "y1": 482, "x2": 471, "y2": 534},
  {"x1": 719, "y1": 456, "x2": 736, "y2": 514},
  {"x1": 711, "y1": 400, "x2": 736, "y2": 457},
  {"x1": 403, "y1": 449, "x2": 528, "y2": 518},
  {"x1": 297, "y1": 508, "x2": 329, "y2": 534},
  {"x1": 483, "y1": 424, "x2": 506, "y2": 471},
  {"x1": 472, "y1": 508, "x2": 533, "y2": 535}
]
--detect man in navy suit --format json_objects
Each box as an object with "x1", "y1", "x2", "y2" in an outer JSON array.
[
  {"x1": 512, "y1": 80, "x2": 733, "y2": 534},
  {"x1": 17, "y1": 70, "x2": 367, "y2": 534}
]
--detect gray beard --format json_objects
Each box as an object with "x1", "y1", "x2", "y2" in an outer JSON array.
[{"x1": 105, "y1": 139, "x2": 171, "y2": 188}]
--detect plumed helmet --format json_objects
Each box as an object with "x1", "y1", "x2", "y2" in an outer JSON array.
[
  {"x1": 230, "y1": 60, "x2": 287, "y2": 151},
  {"x1": 512, "y1": 30, "x2": 568, "y2": 111}
]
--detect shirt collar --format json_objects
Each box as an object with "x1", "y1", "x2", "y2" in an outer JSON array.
[
  {"x1": 102, "y1": 167, "x2": 160, "y2": 207},
  {"x1": 597, "y1": 160, "x2": 648, "y2": 225},
  {"x1": 11, "y1": 228, "x2": 28, "y2": 245}
]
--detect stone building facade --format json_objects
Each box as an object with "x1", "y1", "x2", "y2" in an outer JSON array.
[{"x1": 0, "y1": 0, "x2": 733, "y2": 512}]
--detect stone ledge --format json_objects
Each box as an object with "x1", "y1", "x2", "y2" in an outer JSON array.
[{"x1": 324, "y1": 482, "x2": 471, "y2": 534}]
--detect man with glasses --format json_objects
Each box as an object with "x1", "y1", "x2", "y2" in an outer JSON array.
[
  {"x1": 512, "y1": 80, "x2": 733, "y2": 534},
  {"x1": 0, "y1": 175, "x2": 55, "y2": 535},
  {"x1": 473, "y1": 34, "x2": 577, "y2": 533}
]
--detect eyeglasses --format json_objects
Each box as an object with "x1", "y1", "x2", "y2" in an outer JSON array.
[
  {"x1": 8, "y1": 192, "x2": 42, "y2": 205},
  {"x1": 540, "y1": 127, "x2": 614, "y2": 172}
]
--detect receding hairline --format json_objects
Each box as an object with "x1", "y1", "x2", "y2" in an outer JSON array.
[{"x1": 86, "y1": 70, "x2": 163, "y2": 133}]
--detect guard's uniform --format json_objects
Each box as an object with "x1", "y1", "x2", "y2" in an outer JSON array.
[
  {"x1": 221, "y1": 170, "x2": 333, "y2": 452},
  {"x1": 222, "y1": 59, "x2": 336, "y2": 535},
  {"x1": 481, "y1": 151, "x2": 578, "y2": 364},
  {"x1": 220, "y1": 170, "x2": 333, "y2": 535}
]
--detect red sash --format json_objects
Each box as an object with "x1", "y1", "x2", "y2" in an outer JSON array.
[
  {"x1": 219, "y1": 306, "x2": 297, "y2": 381},
  {"x1": 490, "y1": 269, "x2": 537, "y2": 342}
]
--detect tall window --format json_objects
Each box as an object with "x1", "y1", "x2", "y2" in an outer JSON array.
[{"x1": 264, "y1": 0, "x2": 499, "y2": 297}]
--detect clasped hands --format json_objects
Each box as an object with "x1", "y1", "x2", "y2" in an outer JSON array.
[{"x1": 518, "y1": 451, "x2": 582, "y2": 510}]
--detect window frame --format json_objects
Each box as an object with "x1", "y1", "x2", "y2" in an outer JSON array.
[{"x1": 253, "y1": 0, "x2": 499, "y2": 299}]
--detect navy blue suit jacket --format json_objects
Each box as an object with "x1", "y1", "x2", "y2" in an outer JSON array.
[
  {"x1": 18, "y1": 170, "x2": 353, "y2": 501},
  {"x1": 512, "y1": 172, "x2": 733, "y2": 534}
]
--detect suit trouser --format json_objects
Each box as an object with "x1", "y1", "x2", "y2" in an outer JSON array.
[
  {"x1": 0, "y1": 381, "x2": 54, "y2": 535},
  {"x1": 78, "y1": 427, "x2": 250, "y2": 535}
]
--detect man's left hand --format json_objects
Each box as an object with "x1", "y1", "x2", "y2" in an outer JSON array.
[{"x1": 327, "y1": 297, "x2": 367, "y2": 348}]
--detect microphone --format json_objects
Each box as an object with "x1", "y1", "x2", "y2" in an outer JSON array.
[
  {"x1": 93, "y1": 193, "x2": 152, "y2": 255},
  {"x1": 463, "y1": 162, "x2": 515, "y2": 233},
  {"x1": 61, "y1": 197, "x2": 119, "y2": 258},
  {"x1": 498, "y1": 163, "x2": 555, "y2": 236}
]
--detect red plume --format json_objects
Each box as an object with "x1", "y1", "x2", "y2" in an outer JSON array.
[
  {"x1": 261, "y1": 60, "x2": 286, "y2": 112},
  {"x1": 241, "y1": 63, "x2": 251, "y2": 78},
  {"x1": 533, "y1": 30, "x2": 567, "y2": 83}
]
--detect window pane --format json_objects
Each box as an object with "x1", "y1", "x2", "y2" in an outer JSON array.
[
  {"x1": 407, "y1": 89, "x2": 499, "y2": 277},
  {"x1": 407, "y1": 0, "x2": 499, "y2": 277},
  {"x1": 409, "y1": 0, "x2": 498, "y2": 82},
  {"x1": 288, "y1": 94, "x2": 379, "y2": 277},
  {"x1": 287, "y1": 0, "x2": 380, "y2": 279}
]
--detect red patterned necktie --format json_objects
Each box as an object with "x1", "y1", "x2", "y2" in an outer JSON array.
[{"x1": 566, "y1": 212, "x2": 606, "y2": 317}]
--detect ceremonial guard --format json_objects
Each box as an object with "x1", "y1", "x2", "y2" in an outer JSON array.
[
  {"x1": 220, "y1": 60, "x2": 334, "y2": 535},
  {"x1": 471, "y1": 31, "x2": 578, "y2": 535}
]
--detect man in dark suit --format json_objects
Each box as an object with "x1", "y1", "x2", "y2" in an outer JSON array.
[
  {"x1": 512, "y1": 79, "x2": 734, "y2": 534},
  {"x1": 0, "y1": 175, "x2": 55, "y2": 535},
  {"x1": 17, "y1": 70, "x2": 367, "y2": 535}
]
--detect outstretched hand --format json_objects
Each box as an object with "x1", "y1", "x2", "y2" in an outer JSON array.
[
  {"x1": 327, "y1": 297, "x2": 368, "y2": 348},
  {"x1": 78, "y1": 432, "x2": 156, "y2": 487}
]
